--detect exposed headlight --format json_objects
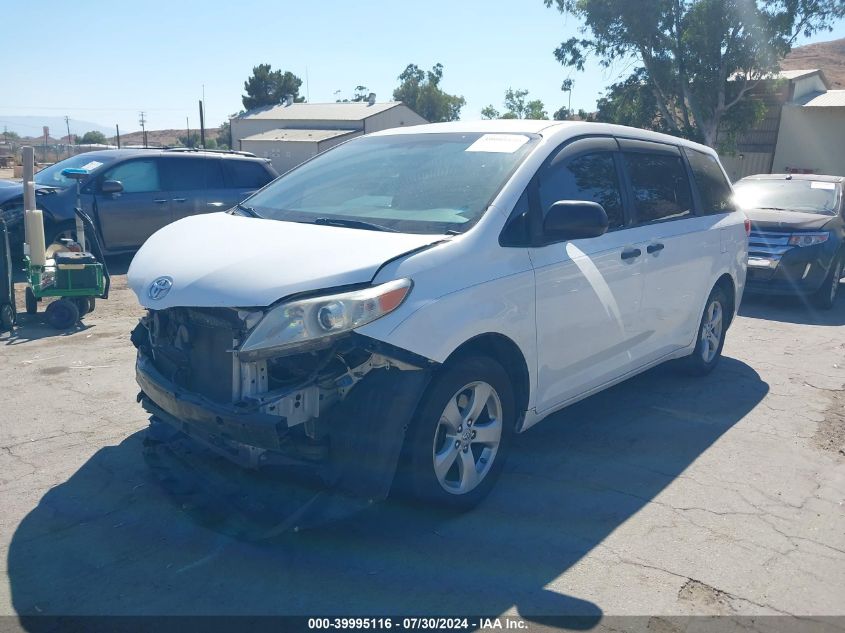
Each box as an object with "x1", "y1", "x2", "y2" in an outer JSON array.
[
  {"x1": 788, "y1": 232, "x2": 829, "y2": 247},
  {"x1": 239, "y1": 279, "x2": 412, "y2": 359}
]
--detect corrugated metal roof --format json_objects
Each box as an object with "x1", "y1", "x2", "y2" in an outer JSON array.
[
  {"x1": 237, "y1": 102, "x2": 402, "y2": 121},
  {"x1": 240, "y1": 128, "x2": 358, "y2": 143},
  {"x1": 795, "y1": 89, "x2": 845, "y2": 107}
]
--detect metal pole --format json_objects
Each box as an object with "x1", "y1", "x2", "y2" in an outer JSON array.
[
  {"x1": 22, "y1": 146, "x2": 35, "y2": 245},
  {"x1": 198, "y1": 100, "x2": 205, "y2": 149},
  {"x1": 186, "y1": 117, "x2": 191, "y2": 147},
  {"x1": 116, "y1": 124, "x2": 121, "y2": 149}
]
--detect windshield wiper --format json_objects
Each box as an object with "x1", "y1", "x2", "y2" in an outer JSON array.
[
  {"x1": 235, "y1": 203, "x2": 262, "y2": 218},
  {"x1": 313, "y1": 217, "x2": 398, "y2": 232}
]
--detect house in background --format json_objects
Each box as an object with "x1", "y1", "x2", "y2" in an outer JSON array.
[
  {"x1": 720, "y1": 69, "x2": 845, "y2": 180},
  {"x1": 231, "y1": 96, "x2": 427, "y2": 174}
]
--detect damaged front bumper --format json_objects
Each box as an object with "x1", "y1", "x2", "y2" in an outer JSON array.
[{"x1": 132, "y1": 308, "x2": 435, "y2": 533}]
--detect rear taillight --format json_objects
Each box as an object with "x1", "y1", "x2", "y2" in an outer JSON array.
[{"x1": 744, "y1": 218, "x2": 751, "y2": 236}]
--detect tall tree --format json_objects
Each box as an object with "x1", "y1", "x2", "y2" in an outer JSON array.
[
  {"x1": 242, "y1": 64, "x2": 304, "y2": 110},
  {"x1": 544, "y1": 0, "x2": 845, "y2": 147},
  {"x1": 482, "y1": 88, "x2": 549, "y2": 119},
  {"x1": 393, "y1": 63, "x2": 465, "y2": 122},
  {"x1": 78, "y1": 130, "x2": 107, "y2": 144}
]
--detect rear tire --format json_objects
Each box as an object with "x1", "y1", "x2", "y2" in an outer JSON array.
[
  {"x1": 0, "y1": 303, "x2": 15, "y2": 331},
  {"x1": 811, "y1": 255, "x2": 842, "y2": 310},
  {"x1": 45, "y1": 298, "x2": 79, "y2": 329},
  {"x1": 403, "y1": 355, "x2": 515, "y2": 510},
  {"x1": 683, "y1": 286, "x2": 729, "y2": 376}
]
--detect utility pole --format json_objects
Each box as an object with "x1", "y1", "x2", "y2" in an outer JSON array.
[
  {"x1": 198, "y1": 100, "x2": 205, "y2": 149},
  {"x1": 64, "y1": 116, "x2": 72, "y2": 152},
  {"x1": 115, "y1": 124, "x2": 121, "y2": 149},
  {"x1": 139, "y1": 111, "x2": 147, "y2": 148},
  {"x1": 186, "y1": 117, "x2": 191, "y2": 147}
]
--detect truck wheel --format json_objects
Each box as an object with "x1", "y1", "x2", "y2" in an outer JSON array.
[
  {"x1": 683, "y1": 286, "x2": 729, "y2": 376},
  {"x1": 0, "y1": 303, "x2": 15, "y2": 331},
  {"x1": 404, "y1": 355, "x2": 515, "y2": 510},
  {"x1": 25, "y1": 287, "x2": 38, "y2": 314},
  {"x1": 45, "y1": 298, "x2": 79, "y2": 329},
  {"x1": 812, "y1": 256, "x2": 842, "y2": 310},
  {"x1": 73, "y1": 296, "x2": 91, "y2": 317}
]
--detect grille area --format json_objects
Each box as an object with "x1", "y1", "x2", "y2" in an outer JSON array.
[
  {"x1": 147, "y1": 308, "x2": 239, "y2": 403},
  {"x1": 748, "y1": 230, "x2": 792, "y2": 264}
]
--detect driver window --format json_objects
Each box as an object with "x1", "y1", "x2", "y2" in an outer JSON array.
[
  {"x1": 538, "y1": 152, "x2": 624, "y2": 229},
  {"x1": 102, "y1": 159, "x2": 161, "y2": 193}
]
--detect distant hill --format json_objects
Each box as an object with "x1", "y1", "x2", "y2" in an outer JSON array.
[
  {"x1": 0, "y1": 116, "x2": 113, "y2": 139},
  {"x1": 117, "y1": 128, "x2": 225, "y2": 147},
  {"x1": 782, "y1": 37, "x2": 845, "y2": 89}
]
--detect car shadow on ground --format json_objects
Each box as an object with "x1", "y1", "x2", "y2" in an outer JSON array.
[
  {"x1": 7, "y1": 357, "x2": 767, "y2": 626},
  {"x1": 739, "y1": 284, "x2": 845, "y2": 326}
]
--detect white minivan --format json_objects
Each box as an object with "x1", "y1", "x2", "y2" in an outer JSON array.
[{"x1": 128, "y1": 121, "x2": 748, "y2": 522}]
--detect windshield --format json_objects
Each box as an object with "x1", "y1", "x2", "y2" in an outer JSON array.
[
  {"x1": 34, "y1": 154, "x2": 112, "y2": 188},
  {"x1": 733, "y1": 178, "x2": 841, "y2": 216},
  {"x1": 244, "y1": 132, "x2": 539, "y2": 234}
]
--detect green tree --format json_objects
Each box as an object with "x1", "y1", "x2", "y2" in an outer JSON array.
[
  {"x1": 544, "y1": 0, "x2": 845, "y2": 148},
  {"x1": 392, "y1": 63, "x2": 465, "y2": 122},
  {"x1": 242, "y1": 64, "x2": 304, "y2": 110},
  {"x1": 79, "y1": 130, "x2": 107, "y2": 144},
  {"x1": 593, "y1": 68, "x2": 670, "y2": 131},
  {"x1": 336, "y1": 86, "x2": 371, "y2": 102},
  {"x1": 178, "y1": 133, "x2": 200, "y2": 148},
  {"x1": 2, "y1": 130, "x2": 20, "y2": 142},
  {"x1": 483, "y1": 88, "x2": 549, "y2": 119},
  {"x1": 205, "y1": 138, "x2": 218, "y2": 149},
  {"x1": 217, "y1": 120, "x2": 231, "y2": 149}
]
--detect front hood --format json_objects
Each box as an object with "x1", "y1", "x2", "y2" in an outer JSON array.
[
  {"x1": 0, "y1": 180, "x2": 22, "y2": 204},
  {"x1": 744, "y1": 208, "x2": 834, "y2": 231},
  {"x1": 128, "y1": 212, "x2": 446, "y2": 309}
]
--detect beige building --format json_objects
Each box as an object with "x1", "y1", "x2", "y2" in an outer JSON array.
[
  {"x1": 231, "y1": 99, "x2": 428, "y2": 174},
  {"x1": 720, "y1": 69, "x2": 845, "y2": 180}
]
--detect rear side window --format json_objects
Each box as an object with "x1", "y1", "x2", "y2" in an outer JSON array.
[
  {"x1": 624, "y1": 153, "x2": 693, "y2": 223},
  {"x1": 538, "y1": 152, "x2": 625, "y2": 229},
  {"x1": 161, "y1": 157, "x2": 226, "y2": 191},
  {"x1": 684, "y1": 149, "x2": 736, "y2": 215},
  {"x1": 224, "y1": 160, "x2": 273, "y2": 189},
  {"x1": 101, "y1": 159, "x2": 161, "y2": 193}
]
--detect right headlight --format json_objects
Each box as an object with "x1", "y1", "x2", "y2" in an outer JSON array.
[{"x1": 239, "y1": 278, "x2": 412, "y2": 359}]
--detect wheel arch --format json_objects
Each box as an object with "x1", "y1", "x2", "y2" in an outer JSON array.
[
  {"x1": 441, "y1": 332, "x2": 531, "y2": 431},
  {"x1": 714, "y1": 272, "x2": 737, "y2": 327}
]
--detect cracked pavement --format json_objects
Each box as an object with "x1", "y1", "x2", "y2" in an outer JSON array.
[{"x1": 0, "y1": 266, "x2": 843, "y2": 622}]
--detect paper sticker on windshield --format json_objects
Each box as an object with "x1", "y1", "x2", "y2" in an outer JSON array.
[
  {"x1": 810, "y1": 181, "x2": 835, "y2": 190},
  {"x1": 466, "y1": 134, "x2": 530, "y2": 153},
  {"x1": 80, "y1": 161, "x2": 103, "y2": 172}
]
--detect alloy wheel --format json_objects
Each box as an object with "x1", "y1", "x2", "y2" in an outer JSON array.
[{"x1": 700, "y1": 299, "x2": 723, "y2": 363}]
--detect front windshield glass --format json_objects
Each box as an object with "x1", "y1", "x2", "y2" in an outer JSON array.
[
  {"x1": 245, "y1": 132, "x2": 539, "y2": 234},
  {"x1": 733, "y1": 179, "x2": 841, "y2": 216},
  {"x1": 34, "y1": 154, "x2": 111, "y2": 188}
]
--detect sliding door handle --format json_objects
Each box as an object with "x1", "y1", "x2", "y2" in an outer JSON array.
[
  {"x1": 621, "y1": 247, "x2": 642, "y2": 261},
  {"x1": 647, "y1": 243, "x2": 665, "y2": 254},
  {"x1": 153, "y1": 199, "x2": 167, "y2": 204}
]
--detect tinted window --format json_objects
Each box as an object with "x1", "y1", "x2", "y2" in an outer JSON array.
[
  {"x1": 684, "y1": 148, "x2": 735, "y2": 215},
  {"x1": 101, "y1": 159, "x2": 160, "y2": 193},
  {"x1": 224, "y1": 160, "x2": 273, "y2": 189},
  {"x1": 538, "y1": 152, "x2": 624, "y2": 229},
  {"x1": 161, "y1": 157, "x2": 226, "y2": 191},
  {"x1": 624, "y1": 153, "x2": 692, "y2": 223}
]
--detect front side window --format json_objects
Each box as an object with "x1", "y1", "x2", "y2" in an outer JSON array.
[
  {"x1": 102, "y1": 159, "x2": 161, "y2": 193},
  {"x1": 624, "y1": 153, "x2": 693, "y2": 223},
  {"x1": 684, "y1": 148, "x2": 735, "y2": 215},
  {"x1": 538, "y1": 152, "x2": 625, "y2": 229},
  {"x1": 244, "y1": 132, "x2": 539, "y2": 234}
]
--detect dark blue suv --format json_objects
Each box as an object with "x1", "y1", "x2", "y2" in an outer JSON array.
[{"x1": 0, "y1": 149, "x2": 277, "y2": 253}]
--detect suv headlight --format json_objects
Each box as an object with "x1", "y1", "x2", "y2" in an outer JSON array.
[
  {"x1": 788, "y1": 232, "x2": 829, "y2": 247},
  {"x1": 239, "y1": 279, "x2": 412, "y2": 359}
]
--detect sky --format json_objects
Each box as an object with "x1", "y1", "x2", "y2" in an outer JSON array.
[{"x1": 2, "y1": 0, "x2": 844, "y2": 136}]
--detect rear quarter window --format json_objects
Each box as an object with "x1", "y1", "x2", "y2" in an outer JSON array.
[
  {"x1": 224, "y1": 160, "x2": 273, "y2": 189},
  {"x1": 684, "y1": 148, "x2": 736, "y2": 215}
]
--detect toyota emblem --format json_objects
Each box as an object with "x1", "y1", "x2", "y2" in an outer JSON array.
[{"x1": 148, "y1": 276, "x2": 173, "y2": 300}]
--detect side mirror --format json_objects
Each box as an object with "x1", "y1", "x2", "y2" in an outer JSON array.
[
  {"x1": 543, "y1": 200, "x2": 609, "y2": 242},
  {"x1": 101, "y1": 180, "x2": 124, "y2": 194}
]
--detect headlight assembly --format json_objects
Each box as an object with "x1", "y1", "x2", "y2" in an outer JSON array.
[
  {"x1": 239, "y1": 279, "x2": 412, "y2": 359},
  {"x1": 788, "y1": 232, "x2": 829, "y2": 247}
]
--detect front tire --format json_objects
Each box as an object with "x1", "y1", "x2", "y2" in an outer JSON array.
[
  {"x1": 683, "y1": 286, "x2": 729, "y2": 376},
  {"x1": 404, "y1": 355, "x2": 515, "y2": 510},
  {"x1": 45, "y1": 298, "x2": 79, "y2": 329},
  {"x1": 812, "y1": 255, "x2": 842, "y2": 310},
  {"x1": 25, "y1": 287, "x2": 38, "y2": 315}
]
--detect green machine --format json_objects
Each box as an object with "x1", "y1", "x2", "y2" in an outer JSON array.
[{"x1": 24, "y1": 167, "x2": 110, "y2": 329}]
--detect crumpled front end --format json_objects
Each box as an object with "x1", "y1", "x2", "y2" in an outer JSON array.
[{"x1": 131, "y1": 306, "x2": 435, "y2": 535}]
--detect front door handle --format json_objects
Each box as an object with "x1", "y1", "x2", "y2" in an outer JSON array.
[
  {"x1": 172, "y1": 197, "x2": 187, "y2": 203},
  {"x1": 647, "y1": 242, "x2": 665, "y2": 254},
  {"x1": 621, "y1": 247, "x2": 642, "y2": 260},
  {"x1": 153, "y1": 198, "x2": 167, "y2": 204}
]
